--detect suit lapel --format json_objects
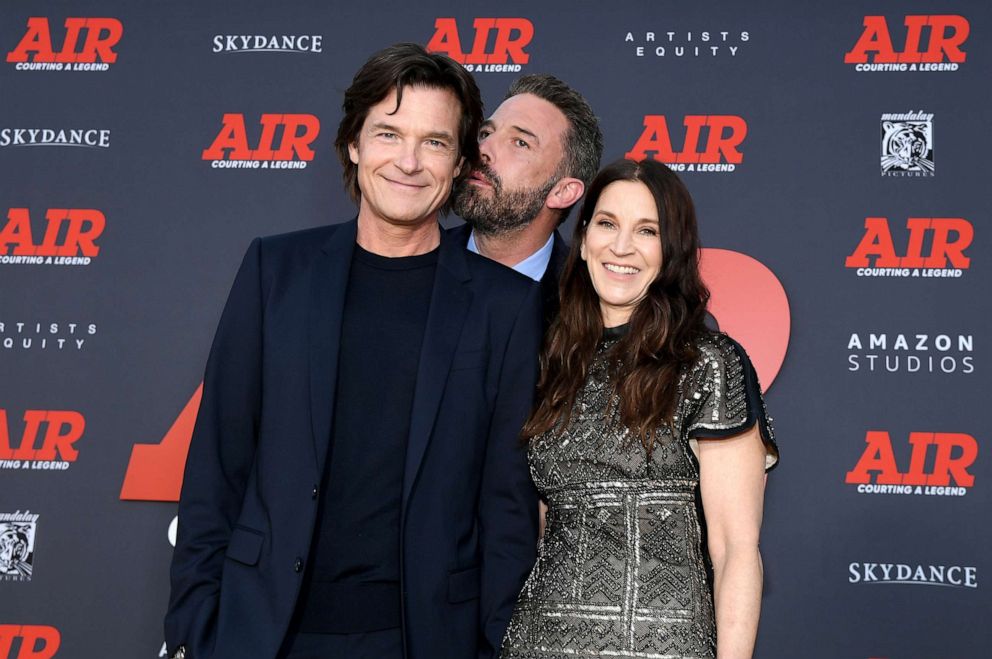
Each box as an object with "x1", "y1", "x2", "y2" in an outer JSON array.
[
  {"x1": 402, "y1": 232, "x2": 473, "y2": 510},
  {"x1": 549, "y1": 230, "x2": 570, "y2": 277},
  {"x1": 539, "y1": 230, "x2": 569, "y2": 330},
  {"x1": 308, "y1": 220, "x2": 356, "y2": 469}
]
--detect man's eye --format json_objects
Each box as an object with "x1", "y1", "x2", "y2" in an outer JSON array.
[
  {"x1": 479, "y1": 129, "x2": 491, "y2": 140},
  {"x1": 427, "y1": 139, "x2": 445, "y2": 148},
  {"x1": 514, "y1": 139, "x2": 530, "y2": 148}
]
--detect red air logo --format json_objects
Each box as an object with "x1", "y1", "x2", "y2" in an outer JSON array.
[
  {"x1": 0, "y1": 209, "x2": 104, "y2": 266},
  {"x1": 844, "y1": 15, "x2": 968, "y2": 72},
  {"x1": 121, "y1": 249, "x2": 791, "y2": 502},
  {"x1": 0, "y1": 410, "x2": 84, "y2": 472},
  {"x1": 202, "y1": 114, "x2": 320, "y2": 170},
  {"x1": 846, "y1": 431, "x2": 977, "y2": 497},
  {"x1": 427, "y1": 18, "x2": 532, "y2": 72},
  {"x1": 626, "y1": 116, "x2": 746, "y2": 172},
  {"x1": 846, "y1": 217, "x2": 972, "y2": 278},
  {"x1": 7, "y1": 17, "x2": 122, "y2": 71},
  {"x1": 0, "y1": 625, "x2": 60, "y2": 659}
]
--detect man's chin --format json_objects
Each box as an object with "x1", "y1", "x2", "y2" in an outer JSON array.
[
  {"x1": 454, "y1": 185, "x2": 488, "y2": 205},
  {"x1": 456, "y1": 207, "x2": 499, "y2": 231},
  {"x1": 452, "y1": 198, "x2": 488, "y2": 224}
]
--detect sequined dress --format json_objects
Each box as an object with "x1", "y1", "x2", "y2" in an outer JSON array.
[{"x1": 500, "y1": 330, "x2": 778, "y2": 659}]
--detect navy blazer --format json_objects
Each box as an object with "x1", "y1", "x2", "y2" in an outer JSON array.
[
  {"x1": 166, "y1": 220, "x2": 541, "y2": 659},
  {"x1": 447, "y1": 222, "x2": 569, "y2": 331}
]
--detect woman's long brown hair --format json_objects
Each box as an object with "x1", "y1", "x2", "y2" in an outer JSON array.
[{"x1": 522, "y1": 159, "x2": 711, "y2": 453}]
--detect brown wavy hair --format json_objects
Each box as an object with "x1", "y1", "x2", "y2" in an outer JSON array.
[{"x1": 522, "y1": 159, "x2": 710, "y2": 453}]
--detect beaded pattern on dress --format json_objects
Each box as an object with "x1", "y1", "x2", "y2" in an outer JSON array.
[{"x1": 500, "y1": 332, "x2": 777, "y2": 659}]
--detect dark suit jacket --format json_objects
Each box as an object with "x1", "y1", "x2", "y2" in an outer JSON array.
[
  {"x1": 447, "y1": 222, "x2": 569, "y2": 331},
  {"x1": 166, "y1": 220, "x2": 541, "y2": 659}
]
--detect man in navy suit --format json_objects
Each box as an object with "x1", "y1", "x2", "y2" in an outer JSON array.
[
  {"x1": 165, "y1": 44, "x2": 541, "y2": 659},
  {"x1": 451, "y1": 75, "x2": 603, "y2": 327}
]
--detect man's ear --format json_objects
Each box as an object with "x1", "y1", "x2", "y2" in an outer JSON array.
[
  {"x1": 547, "y1": 177, "x2": 585, "y2": 210},
  {"x1": 453, "y1": 156, "x2": 465, "y2": 179},
  {"x1": 348, "y1": 141, "x2": 360, "y2": 165}
]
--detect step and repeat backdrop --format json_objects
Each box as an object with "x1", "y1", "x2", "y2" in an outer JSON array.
[{"x1": 1, "y1": 1, "x2": 988, "y2": 657}]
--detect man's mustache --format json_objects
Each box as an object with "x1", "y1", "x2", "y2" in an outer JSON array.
[{"x1": 470, "y1": 163, "x2": 501, "y2": 189}]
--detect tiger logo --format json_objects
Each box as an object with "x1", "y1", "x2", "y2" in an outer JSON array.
[
  {"x1": 0, "y1": 524, "x2": 34, "y2": 577},
  {"x1": 881, "y1": 121, "x2": 934, "y2": 174}
]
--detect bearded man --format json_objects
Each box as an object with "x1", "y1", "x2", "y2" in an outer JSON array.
[{"x1": 452, "y1": 74, "x2": 603, "y2": 327}]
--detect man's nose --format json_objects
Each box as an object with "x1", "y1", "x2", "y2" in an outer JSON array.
[
  {"x1": 478, "y1": 138, "x2": 493, "y2": 164},
  {"x1": 395, "y1": 142, "x2": 422, "y2": 174}
]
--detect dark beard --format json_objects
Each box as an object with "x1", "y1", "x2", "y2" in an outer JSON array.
[{"x1": 452, "y1": 164, "x2": 557, "y2": 237}]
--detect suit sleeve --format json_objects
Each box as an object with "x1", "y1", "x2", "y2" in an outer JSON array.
[
  {"x1": 164, "y1": 238, "x2": 264, "y2": 658},
  {"x1": 477, "y1": 282, "x2": 542, "y2": 659}
]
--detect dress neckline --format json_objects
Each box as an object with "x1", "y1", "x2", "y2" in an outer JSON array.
[{"x1": 602, "y1": 323, "x2": 630, "y2": 340}]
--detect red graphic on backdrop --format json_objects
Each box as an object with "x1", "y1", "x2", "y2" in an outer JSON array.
[
  {"x1": 0, "y1": 209, "x2": 103, "y2": 262},
  {"x1": 202, "y1": 114, "x2": 320, "y2": 169},
  {"x1": 6, "y1": 17, "x2": 122, "y2": 69},
  {"x1": 121, "y1": 251, "x2": 789, "y2": 502},
  {"x1": 120, "y1": 385, "x2": 202, "y2": 501},
  {"x1": 844, "y1": 16, "x2": 969, "y2": 64},
  {"x1": 846, "y1": 431, "x2": 977, "y2": 489},
  {"x1": 0, "y1": 410, "x2": 84, "y2": 467},
  {"x1": 845, "y1": 217, "x2": 972, "y2": 274},
  {"x1": 427, "y1": 18, "x2": 533, "y2": 68},
  {"x1": 626, "y1": 116, "x2": 746, "y2": 170},
  {"x1": 0, "y1": 625, "x2": 60, "y2": 659},
  {"x1": 700, "y1": 248, "x2": 789, "y2": 389}
]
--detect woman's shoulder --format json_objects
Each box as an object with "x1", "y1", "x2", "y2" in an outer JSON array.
[
  {"x1": 686, "y1": 331, "x2": 779, "y2": 469},
  {"x1": 691, "y1": 331, "x2": 749, "y2": 372}
]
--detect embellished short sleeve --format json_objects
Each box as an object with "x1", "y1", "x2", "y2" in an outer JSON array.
[{"x1": 685, "y1": 334, "x2": 779, "y2": 470}]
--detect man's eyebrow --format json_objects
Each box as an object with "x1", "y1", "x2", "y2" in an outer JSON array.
[
  {"x1": 480, "y1": 120, "x2": 541, "y2": 145},
  {"x1": 510, "y1": 125, "x2": 540, "y2": 144},
  {"x1": 369, "y1": 121, "x2": 400, "y2": 133},
  {"x1": 369, "y1": 122, "x2": 454, "y2": 143},
  {"x1": 424, "y1": 130, "x2": 455, "y2": 142}
]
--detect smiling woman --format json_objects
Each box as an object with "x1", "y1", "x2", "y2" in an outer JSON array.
[
  {"x1": 503, "y1": 158, "x2": 779, "y2": 659},
  {"x1": 579, "y1": 179, "x2": 663, "y2": 327}
]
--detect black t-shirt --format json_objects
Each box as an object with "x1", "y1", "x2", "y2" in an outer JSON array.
[{"x1": 295, "y1": 243, "x2": 438, "y2": 634}]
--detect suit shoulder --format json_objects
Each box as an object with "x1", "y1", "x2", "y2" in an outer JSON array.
[
  {"x1": 464, "y1": 250, "x2": 537, "y2": 300},
  {"x1": 251, "y1": 223, "x2": 351, "y2": 286},
  {"x1": 443, "y1": 223, "x2": 537, "y2": 300},
  {"x1": 256, "y1": 224, "x2": 339, "y2": 258},
  {"x1": 445, "y1": 221, "x2": 472, "y2": 244}
]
